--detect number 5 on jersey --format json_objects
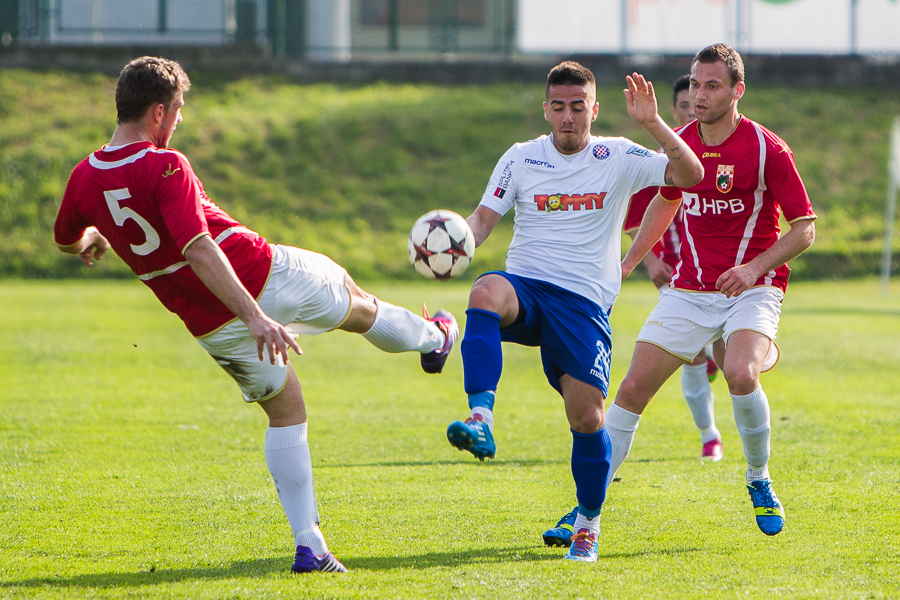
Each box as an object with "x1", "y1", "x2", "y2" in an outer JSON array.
[{"x1": 104, "y1": 188, "x2": 160, "y2": 256}]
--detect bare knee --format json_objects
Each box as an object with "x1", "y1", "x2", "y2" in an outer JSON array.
[
  {"x1": 340, "y1": 277, "x2": 378, "y2": 333},
  {"x1": 614, "y1": 375, "x2": 653, "y2": 415},
  {"x1": 568, "y1": 406, "x2": 604, "y2": 433},
  {"x1": 723, "y1": 365, "x2": 760, "y2": 396},
  {"x1": 259, "y1": 369, "x2": 307, "y2": 427},
  {"x1": 468, "y1": 275, "x2": 518, "y2": 325}
]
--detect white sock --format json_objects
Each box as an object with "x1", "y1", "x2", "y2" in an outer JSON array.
[
  {"x1": 361, "y1": 299, "x2": 443, "y2": 353},
  {"x1": 573, "y1": 512, "x2": 600, "y2": 537},
  {"x1": 471, "y1": 406, "x2": 494, "y2": 433},
  {"x1": 682, "y1": 363, "x2": 720, "y2": 443},
  {"x1": 264, "y1": 423, "x2": 328, "y2": 555},
  {"x1": 605, "y1": 403, "x2": 641, "y2": 485},
  {"x1": 731, "y1": 387, "x2": 771, "y2": 484}
]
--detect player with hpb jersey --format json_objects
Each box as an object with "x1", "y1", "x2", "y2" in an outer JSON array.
[
  {"x1": 54, "y1": 56, "x2": 458, "y2": 573},
  {"x1": 546, "y1": 43, "x2": 815, "y2": 539},
  {"x1": 623, "y1": 74, "x2": 726, "y2": 465}
]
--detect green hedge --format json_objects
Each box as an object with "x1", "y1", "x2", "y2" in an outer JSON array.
[{"x1": 2, "y1": 69, "x2": 899, "y2": 281}]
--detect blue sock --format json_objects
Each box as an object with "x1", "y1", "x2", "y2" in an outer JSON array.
[
  {"x1": 462, "y1": 308, "x2": 503, "y2": 395},
  {"x1": 571, "y1": 428, "x2": 611, "y2": 514},
  {"x1": 468, "y1": 390, "x2": 495, "y2": 411}
]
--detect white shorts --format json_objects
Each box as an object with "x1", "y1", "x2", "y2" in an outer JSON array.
[
  {"x1": 637, "y1": 286, "x2": 784, "y2": 372},
  {"x1": 196, "y1": 244, "x2": 352, "y2": 402}
]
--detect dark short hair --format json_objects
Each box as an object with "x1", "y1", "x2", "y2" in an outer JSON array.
[
  {"x1": 546, "y1": 61, "x2": 596, "y2": 99},
  {"x1": 672, "y1": 74, "x2": 691, "y2": 105},
  {"x1": 116, "y1": 56, "x2": 191, "y2": 124},
  {"x1": 691, "y1": 43, "x2": 745, "y2": 87}
]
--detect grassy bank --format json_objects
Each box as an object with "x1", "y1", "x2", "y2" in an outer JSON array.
[{"x1": 1, "y1": 68, "x2": 898, "y2": 280}]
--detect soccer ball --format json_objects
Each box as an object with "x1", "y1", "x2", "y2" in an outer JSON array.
[{"x1": 408, "y1": 209, "x2": 475, "y2": 280}]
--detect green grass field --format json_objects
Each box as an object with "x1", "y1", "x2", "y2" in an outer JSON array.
[{"x1": 1, "y1": 278, "x2": 898, "y2": 599}]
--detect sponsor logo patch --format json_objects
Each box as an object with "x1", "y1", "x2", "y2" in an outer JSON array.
[
  {"x1": 716, "y1": 164, "x2": 735, "y2": 193},
  {"x1": 524, "y1": 158, "x2": 555, "y2": 168},
  {"x1": 626, "y1": 146, "x2": 653, "y2": 158},
  {"x1": 493, "y1": 187, "x2": 506, "y2": 199},
  {"x1": 534, "y1": 192, "x2": 606, "y2": 212},
  {"x1": 162, "y1": 163, "x2": 181, "y2": 178},
  {"x1": 702, "y1": 152, "x2": 721, "y2": 159}
]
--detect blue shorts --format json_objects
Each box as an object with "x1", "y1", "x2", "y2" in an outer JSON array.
[{"x1": 484, "y1": 272, "x2": 613, "y2": 397}]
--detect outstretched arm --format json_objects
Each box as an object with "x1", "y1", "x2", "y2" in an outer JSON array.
[
  {"x1": 716, "y1": 218, "x2": 816, "y2": 298},
  {"x1": 621, "y1": 195, "x2": 682, "y2": 280},
  {"x1": 184, "y1": 234, "x2": 302, "y2": 363},
  {"x1": 467, "y1": 205, "x2": 503, "y2": 248},
  {"x1": 624, "y1": 72, "x2": 703, "y2": 189}
]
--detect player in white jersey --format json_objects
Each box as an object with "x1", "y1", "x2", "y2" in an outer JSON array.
[
  {"x1": 444, "y1": 61, "x2": 703, "y2": 562},
  {"x1": 553, "y1": 44, "x2": 815, "y2": 539}
]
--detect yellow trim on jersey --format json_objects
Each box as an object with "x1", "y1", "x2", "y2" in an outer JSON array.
[{"x1": 787, "y1": 214, "x2": 817, "y2": 225}]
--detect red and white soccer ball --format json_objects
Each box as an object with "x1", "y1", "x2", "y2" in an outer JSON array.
[{"x1": 408, "y1": 209, "x2": 475, "y2": 280}]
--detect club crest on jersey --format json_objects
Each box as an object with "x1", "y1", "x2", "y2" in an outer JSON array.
[
  {"x1": 716, "y1": 164, "x2": 734, "y2": 193},
  {"x1": 592, "y1": 144, "x2": 610, "y2": 160}
]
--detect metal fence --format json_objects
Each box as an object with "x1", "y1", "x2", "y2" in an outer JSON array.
[{"x1": 5, "y1": 0, "x2": 517, "y2": 58}]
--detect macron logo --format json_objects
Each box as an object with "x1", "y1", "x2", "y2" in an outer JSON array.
[{"x1": 524, "y1": 158, "x2": 555, "y2": 168}]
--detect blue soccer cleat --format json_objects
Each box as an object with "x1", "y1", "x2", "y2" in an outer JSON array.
[
  {"x1": 291, "y1": 545, "x2": 348, "y2": 573},
  {"x1": 563, "y1": 528, "x2": 598, "y2": 562},
  {"x1": 747, "y1": 479, "x2": 785, "y2": 536},
  {"x1": 446, "y1": 414, "x2": 495, "y2": 461},
  {"x1": 421, "y1": 307, "x2": 459, "y2": 374},
  {"x1": 542, "y1": 506, "x2": 578, "y2": 547}
]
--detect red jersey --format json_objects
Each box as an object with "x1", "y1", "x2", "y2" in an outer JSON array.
[
  {"x1": 659, "y1": 116, "x2": 815, "y2": 293},
  {"x1": 54, "y1": 142, "x2": 272, "y2": 337},
  {"x1": 624, "y1": 184, "x2": 682, "y2": 268}
]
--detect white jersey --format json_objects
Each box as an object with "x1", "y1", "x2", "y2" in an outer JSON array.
[{"x1": 479, "y1": 134, "x2": 669, "y2": 311}]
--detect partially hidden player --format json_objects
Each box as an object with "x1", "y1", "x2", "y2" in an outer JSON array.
[
  {"x1": 53, "y1": 56, "x2": 458, "y2": 574},
  {"x1": 624, "y1": 74, "x2": 726, "y2": 463},
  {"x1": 444, "y1": 61, "x2": 703, "y2": 562}
]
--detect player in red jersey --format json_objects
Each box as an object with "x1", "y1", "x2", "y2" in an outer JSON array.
[
  {"x1": 624, "y1": 74, "x2": 725, "y2": 463},
  {"x1": 54, "y1": 57, "x2": 459, "y2": 573},
  {"x1": 612, "y1": 44, "x2": 816, "y2": 536}
]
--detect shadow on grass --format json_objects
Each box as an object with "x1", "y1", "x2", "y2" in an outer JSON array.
[
  {"x1": 0, "y1": 545, "x2": 702, "y2": 589},
  {"x1": 318, "y1": 457, "x2": 568, "y2": 469}
]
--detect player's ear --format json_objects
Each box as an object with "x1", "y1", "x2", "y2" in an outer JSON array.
[
  {"x1": 543, "y1": 101, "x2": 549, "y2": 121},
  {"x1": 734, "y1": 81, "x2": 745, "y2": 101},
  {"x1": 592, "y1": 101, "x2": 599, "y2": 122}
]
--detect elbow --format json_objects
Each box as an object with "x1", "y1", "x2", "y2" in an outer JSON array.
[
  {"x1": 804, "y1": 221, "x2": 816, "y2": 248},
  {"x1": 687, "y1": 163, "x2": 704, "y2": 187}
]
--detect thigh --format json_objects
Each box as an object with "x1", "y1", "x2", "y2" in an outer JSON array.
[
  {"x1": 538, "y1": 296, "x2": 613, "y2": 398},
  {"x1": 721, "y1": 329, "x2": 773, "y2": 393},
  {"x1": 469, "y1": 272, "x2": 521, "y2": 327},
  {"x1": 636, "y1": 289, "x2": 721, "y2": 361},
  {"x1": 197, "y1": 321, "x2": 290, "y2": 403},
  {"x1": 339, "y1": 275, "x2": 378, "y2": 333},
  {"x1": 722, "y1": 287, "x2": 783, "y2": 372},
  {"x1": 265, "y1": 245, "x2": 353, "y2": 336},
  {"x1": 258, "y1": 366, "x2": 307, "y2": 427},
  {"x1": 615, "y1": 341, "x2": 685, "y2": 414}
]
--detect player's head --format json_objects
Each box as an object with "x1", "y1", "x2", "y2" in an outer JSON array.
[
  {"x1": 692, "y1": 43, "x2": 744, "y2": 87},
  {"x1": 689, "y1": 43, "x2": 745, "y2": 126},
  {"x1": 543, "y1": 61, "x2": 599, "y2": 155},
  {"x1": 116, "y1": 56, "x2": 191, "y2": 147},
  {"x1": 671, "y1": 74, "x2": 695, "y2": 127}
]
